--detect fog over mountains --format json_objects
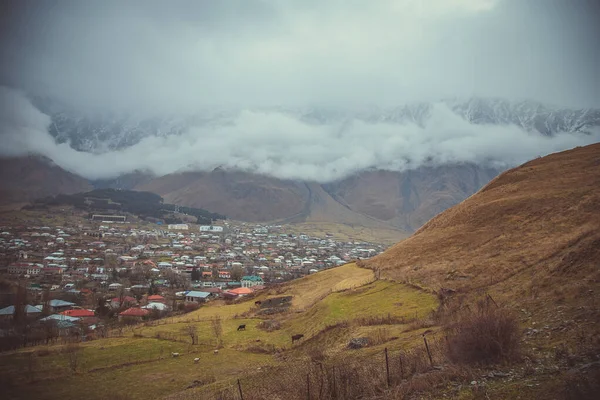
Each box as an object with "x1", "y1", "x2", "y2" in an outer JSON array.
[
  {"x1": 0, "y1": 0, "x2": 598, "y2": 229},
  {"x1": 2, "y1": 87, "x2": 599, "y2": 182}
]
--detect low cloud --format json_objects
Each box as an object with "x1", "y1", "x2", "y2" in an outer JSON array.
[{"x1": 1, "y1": 86, "x2": 598, "y2": 182}]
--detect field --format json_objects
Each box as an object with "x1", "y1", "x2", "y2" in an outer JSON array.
[{"x1": 0, "y1": 263, "x2": 439, "y2": 400}]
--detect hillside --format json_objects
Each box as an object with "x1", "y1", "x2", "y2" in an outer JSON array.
[
  {"x1": 1, "y1": 264, "x2": 439, "y2": 400},
  {"x1": 28, "y1": 188, "x2": 226, "y2": 224},
  {"x1": 0, "y1": 156, "x2": 91, "y2": 205},
  {"x1": 136, "y1": 164, "x2": 499, "y2": 234},
  {"x1": 368, "y1": 143, "x2": 600, "y2": 345}
]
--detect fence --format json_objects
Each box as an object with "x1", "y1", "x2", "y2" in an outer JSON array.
[{"x1": 197, "y1": 336, "x2": 456, "y2": 400}]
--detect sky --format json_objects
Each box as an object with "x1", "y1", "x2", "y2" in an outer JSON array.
[{"x1": 0, "y1": 0, "x2": 599, "y2": 181}]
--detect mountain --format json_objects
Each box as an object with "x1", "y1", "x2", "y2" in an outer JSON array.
[
  {"x1": 136, "y1": 169, "x2": 312, "y2": 222},
  {"x1": 137, "y1": 164, "x2": 501, "y2": 232},
  {"x1": 322, "y1": 164, "x2": 500, "y2": 231},
  {"x1": 0, "y1": 156, "x2": 91, "y2": 205},
  {"x1": 367, "y1": 143, "x2": 600, "y2": 324},
  {"x1": 35, "y1": 97, "x2": 600, "y2": 152}
]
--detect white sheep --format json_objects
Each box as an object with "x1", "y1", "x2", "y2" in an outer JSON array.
[
  {"x1": 171, "y1": 352, "x2": 180, "y2": 358},
  {"x1": 194, "y1": 358, "x2": 200, "y2": 363},
  {"x1": 213, "y1": 349, "x2": 219, "y2": 355}
]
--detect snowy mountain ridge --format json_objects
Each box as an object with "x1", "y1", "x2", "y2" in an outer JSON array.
[{"x1": 34, "y1": 97, "x2": 600, "y2": 153}]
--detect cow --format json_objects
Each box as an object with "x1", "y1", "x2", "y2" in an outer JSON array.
[
  {"x1": 194, "y1": 358, "x2": 200, "y2": 364},
  {"x1": 237, "y1": 324, "x2": 246, "y2": 331},
  {"x1": 291, "y1": 334, "x2": 304, "y2": 344},
  {"x1": 171, "y1": 352, "x2": 180, "y2": 358},
  {"x1": 254, "y1": 300, "x2": 262, "y2": 306}
]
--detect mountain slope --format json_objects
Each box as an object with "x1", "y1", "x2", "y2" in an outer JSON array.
[
  {"x1": 0, "y1": 156, "x2": 92, "y2": 205},
  {"x1": 367, "y1": 143, "x2": 600, "y2": 331},
  {"x1": 136, "y1": 169, "x2": 312, "y2": 222},
  {"x1": 323, "y1": 164, "x2": 500, "y2": 231}
]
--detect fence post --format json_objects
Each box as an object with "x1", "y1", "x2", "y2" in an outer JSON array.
[
  {"x1": 384, "y1": 347, "x2": 390, "y2": 387},
  {"x1": 306, "y1": 373, "x2": 310, "y2": 400},
  {"x1": 332, "y1": 365, "x2": 336, "y2": 399},
  {"x1": 399, "y1": 352, "x2": 404, "y2": 379},
  {"x1": 237, "y1": 379, "x2": 244, "y2": 400},
  {"x1": 423, "y1": 335, "x2": 433, "y2": 367}
]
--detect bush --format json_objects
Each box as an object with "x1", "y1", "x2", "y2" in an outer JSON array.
[
  {"x1": 257, "y1": 320, "x2": 281, "y2": 332},
  {"x1": 446, "y1": 300, "x2": 521, "y2": 365},
  {"x1": 183, "y1": 302, "x2": 201, "y2": 313}
]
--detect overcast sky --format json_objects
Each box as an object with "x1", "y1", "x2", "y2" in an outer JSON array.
[
  {"x1": 0, "y1": 0, "x2": 599, "y2": 181},
  {"x1": 1, "y1": 0, "x2": 598, "y2": 111}
]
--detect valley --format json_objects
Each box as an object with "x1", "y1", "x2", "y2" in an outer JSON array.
[{"x1": 0, "y1": 144, "x2": 598, "y2": 399}]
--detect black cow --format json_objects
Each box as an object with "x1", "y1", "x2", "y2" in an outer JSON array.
[
  {"x1": 237, "y1": 324, "x2": 246, "y2": 331},
  {"x1": 291, "y1": 334, "x2": 304, "y2": 343}
]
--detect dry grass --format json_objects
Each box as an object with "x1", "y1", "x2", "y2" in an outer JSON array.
[
  {"x1": 445, "y1": 301, "x2": 521, "y2": 365},
  {"x1": 367, "y1": 143, "x2": 600, "y2": 346}
]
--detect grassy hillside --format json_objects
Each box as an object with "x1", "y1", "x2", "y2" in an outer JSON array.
[{"x1": 1, "y1": 263, "x2": 438, "y2": 400}]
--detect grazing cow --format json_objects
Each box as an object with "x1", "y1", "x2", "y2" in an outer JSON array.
[
  {"x1": 291, "y1": 334, "x2": 304, "y2": 344},
  {"x1": 237, "y1": 324, "x2": 246, "y2": 331},
  {"x1": 171, "y1": 352, "x2": 180, "y2": 358},
  {"x1": 194, "y1": 358, "x2": 200, "y2": 364},
  {"x1": 214, "y1": 349, "x2": 219, "y2": 355},
  {"x1": 255, "y1": 301, "x2": 262, "y2": 306}
]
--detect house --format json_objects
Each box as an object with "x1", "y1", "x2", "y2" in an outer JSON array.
[
  {"x1": 241, "y1": 275, "x2": 264, "y2": 288},
  {"x1": 227, "y1": 287, "x2": 254, "y2": 296},
  {"x1": 60, "y1": 309, "x2": 95, "y2": 318},
  {"x1": 218, "y1": 270, "x2": 231, "y2": 279},
  {"x1": 48, "y1": 299, "x2": 75, "y2": 312},
  {"x1": 118, "y1": 307, "x2": 149, "y2": 321},
  {"x1": 142, "y1": 302, "x2": 169, "y2": 312},
  {"x1": 0, "y1": 305, "x2": 42, "y2": 320},
  {"x1": 108, "y1": 283, "x2": 123, "y2": 291},
  {"x1": 147, "y1": 294, "x2": 165, "y2": 303},
  {"x1": 110, "y1": 296, "x2": 137, "y2": 309},
  {"x1": 185, "y1": 291, "x2": 210, "y2": 303}
]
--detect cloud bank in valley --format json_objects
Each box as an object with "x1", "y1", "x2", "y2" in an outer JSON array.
[
  {"x1": 1, "y1": 86, "x2": 599, "y2": 182},
  {"x1": 0, "y1": 0, "x2": 598, "y2": 181}
]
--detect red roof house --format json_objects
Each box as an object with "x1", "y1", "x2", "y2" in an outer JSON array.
[
  {"x1": 119, "y1": 307, "x2": 149, "y2": 320},
  {"x1": 147, "y1": 294, "x2": 165, "y2": 303},
  {"x1": 60, "y1": 309, "x2": 95, "y2": 318}
]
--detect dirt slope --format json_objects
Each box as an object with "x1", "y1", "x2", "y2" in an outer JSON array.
[{"x1": 367, "y1": 143, "x2": 600, "y2": 333}]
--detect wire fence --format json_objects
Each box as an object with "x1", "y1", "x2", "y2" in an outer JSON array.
[{"x1": 191, "y1": 336, "x2": 453, "y2": 400}]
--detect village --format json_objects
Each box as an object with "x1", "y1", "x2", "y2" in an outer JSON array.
[{"x1": 0, "y1": 212, "x2": 386, "y2": 349}]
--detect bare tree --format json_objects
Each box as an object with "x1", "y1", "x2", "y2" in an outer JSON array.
[
  {"x1": 211, "y1": 316, "x2": 223, "y2": 348},
  {"x1": 183, "y1": 324, "x2": 198, "y2": 345},
  {"x1": 65, "y1": 344, "x2": 81, "y2": 373}
]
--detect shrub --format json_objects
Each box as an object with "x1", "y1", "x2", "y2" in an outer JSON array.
[
  {"x1": 257, "y1": 320, "x2": 281, "y2": 332},
  {"x1": 446, "y1": 301, "x2": 521, "y2": 365},
  {"x1": 183, "y1": 302, "x2": 200, "y2": 313}
]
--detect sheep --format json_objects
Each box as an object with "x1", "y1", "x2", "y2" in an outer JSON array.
[
  {"x1": 171, "y1": 352, "x2": 180, "y2": 358},
  {"x1": 213, "y1": 349, "x2": 219, "y2": 355},
  {"x1": 194, "y1": 358, "x2": 200, "y2": 364}
]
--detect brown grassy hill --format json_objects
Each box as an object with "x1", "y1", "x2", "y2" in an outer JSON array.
[
  {"x1": 136, "y1": 169, "x2": 311, "y2": 222},
  {"x1": 367, "y1": 143, "x2": 600, "y2": 340},
  {"x1": 0, "y1": 156, "x2": 91, "y2": 205}
]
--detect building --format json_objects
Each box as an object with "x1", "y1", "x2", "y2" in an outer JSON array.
[
  {"x1": 185, "y1": 291, "x2": 210, "y2": 303},
  {"x1": 241, "y1": 275, "x2": 264, "y2": 288},
  {"x1": 167, "y1": 224, "x2": 189, "y2": 230},
  {"x1": 91, "y1": 215, "x2": 127, "y2": 222},
  {"x1": 199, "y1": 225, "x2": 224, "y2": 233}
]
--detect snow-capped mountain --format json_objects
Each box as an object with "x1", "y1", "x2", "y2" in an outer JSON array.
[{"x1": 33, "y1": 97, "x2": 600, "y2": 153}]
